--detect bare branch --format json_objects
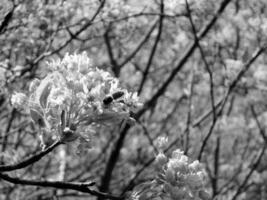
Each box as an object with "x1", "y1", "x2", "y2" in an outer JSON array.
[
  {"x1": 0, "y1": 2, "x2": 17, "y2": 34},
  {"x1": 197, "y1": 46, "x2": 267, "y2": 160},
  {"x1": 137, "y1": 0, "x2": 165, "y2": 94},
  {"x1": 184, "y1": 69, "x2": 195, "y2": 155},
  {"x1": 231, "y1": 146, "x2": 266, "y2": 200},
  {"x1": 98, "y1": 1, "x2": 165, "y2": 197},
  {"x1": 138, "y1": 0, "x2": 232, "y2": 116},
  {"x1": 0, "y1": 173, "x2": 122, "y2": 200},
  {"x1": 20, "y1": 0, "x2": 106, "y2": 76},
  {"x1": 104, "y1": 25, "x2": 120, "y2": 77},
  {"x1": 118, "y1": 19, "x2": 158, "y2": 68},
  {"x1": 0, "y1": 140, "x2": 61, "y2": 172}
]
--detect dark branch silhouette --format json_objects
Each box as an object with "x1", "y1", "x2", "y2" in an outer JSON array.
[
  {"x1": 0, "y1": 173, "x2": 123, "y2": 200},
  {"x1": 0, "y1": 140, "x2": 61, "y2": 172}
]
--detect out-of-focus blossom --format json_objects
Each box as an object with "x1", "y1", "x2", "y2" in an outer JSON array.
[
  {"x1": 155, "y1": 136, "x2": 168, "y2": 151},
  {"x1": 154, "y1": 144, "x2": 210, "y2": 200}
]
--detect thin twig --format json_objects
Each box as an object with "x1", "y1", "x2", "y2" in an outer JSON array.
[
  {"x1": 231, "y1": 146, "x2": 266, "y2": 200},
  {"x1": 20, "y1": 0, "x2": 106, "y2": 76},
  {"x1": 118, "y1": 19, "x2": 158, "y2": 68},
  {"x1": 138, "y1": 0, "x2": 165, "y2": 94},
  {"x1": 184, "y1": 69, "x2": 195, "y2": 155},
  {"x1": 185, "y1": 0, "x2": 216, "y2": 121},
  {"x1": 104, "y1": 25, "x2": 120, "y2": 77}
]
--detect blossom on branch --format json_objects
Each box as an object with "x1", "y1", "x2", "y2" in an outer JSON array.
[
  {"x1": 154, "y1": 147, "x2": 211, "y2": 200},
  {"x1": 129, "y1": 137, "x2": 211, "y2": 200},
  {"x1": 11, "y1": 52, "x2": 142, "y2": 151}
]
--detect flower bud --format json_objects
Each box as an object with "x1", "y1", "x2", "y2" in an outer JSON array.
[
  {"x1": 167, "y1": 158, "x2": 188, "y2": 174},
  {"x1": 11, "y1": 92, "x2": 28, "y2": 109},
  {"x1": 61, "y1": 127, "x2": 78, "y2": 143},
  {"x1": 155, "y1": 152, "x2": 168, "y2": 168},
  {"x1": 172, "y1": 149, "x2": 184, "y2": 159},
  {"x1": 155, "y1": 136, "x2": 168, "y2": 150},
  {"x1": 78, "y1": 52, "x2": 92, "y2": 74},
  {"x1": 189, "y1": 160, "x2": 202, "y2": 172}
]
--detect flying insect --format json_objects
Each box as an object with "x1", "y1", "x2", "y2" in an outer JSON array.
[{"x1": 103, "y1": 91, "x2": 125, "y2": 105}]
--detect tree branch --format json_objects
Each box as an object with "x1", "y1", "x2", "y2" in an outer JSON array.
[
  {"x1": 137, "y1": 0, "x2": 165, "y2": 94},
  {"x1": 98, "y1": 1, "x2": 165, "y2": 197},
  {"x1": 0, "y1": 173, "x2": 122, "y2": 200},
  {"x1": 118, "y1": 19, "x2": 158, "y2": 68},
  {"x1": 138, "y1": 0, "x2": 232, "y2": 116},
  {"x1": 100, "y1": 0, "x2": 233, "y2": 196},
  {"x1": 197, "y1": 46, "x2": 267, "y2": 160},
  {"x1": 20, "y1": 0, "x2": 106, "y2": 76},
  {"x1": 231, "y1": 146, "x2": 266, "y2": 200},
  {"x1": 104, "y1": 25, "x2": 120, "y2": 77},
  {"x1": 0, "y1": 140, "x2": 61, "y2": 172}
]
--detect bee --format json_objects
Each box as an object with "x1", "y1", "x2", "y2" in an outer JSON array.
[{"x1": 103, "y1": 91, "x2": 125, "y2": 105}]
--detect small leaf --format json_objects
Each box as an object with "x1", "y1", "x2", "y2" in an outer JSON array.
[
  {"x1": 39, "y1": 82, "x2": 51, "y2": 109},
  {"x1": 61, "y1": 127, "x2": 78, "y2": 143},
  {"x1": 60, "y1": 110, "x2": 66, "y2": 131}
]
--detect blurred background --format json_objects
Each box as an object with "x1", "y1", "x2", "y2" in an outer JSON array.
[{"x1": 1, "y1": 0, "x2": 267, "y2": 199}]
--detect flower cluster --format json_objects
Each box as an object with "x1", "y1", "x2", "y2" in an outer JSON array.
[
  {"x1": 154, "y1": 138, "x2": 210, "y2": 200},
  {"x1": 11, "y1": 52, "x2": 142, "y2": 148}
]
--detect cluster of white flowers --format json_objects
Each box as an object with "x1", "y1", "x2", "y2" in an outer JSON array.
[
  {"x1": 154, "y1": 138, "x2": 210, "y2": 200},
  {"x1": 11, "y1": 52, "x2": 142, "y2": 147}
]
